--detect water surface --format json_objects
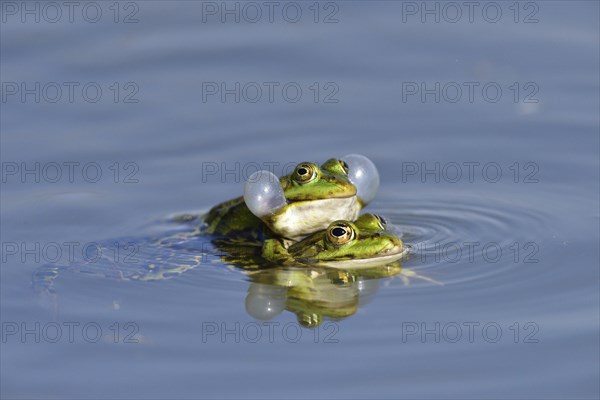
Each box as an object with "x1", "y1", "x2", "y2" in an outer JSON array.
[{"x1": 1, "y1": 1, "x2": 599, "y2": 398}]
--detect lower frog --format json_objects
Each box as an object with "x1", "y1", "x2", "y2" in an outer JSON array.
[
  {"x1": 261, "y1": 213, "x2": 408, "y2": 268},
  {"x1": 198, "y1": 154, "x2": 379, "y2": 241}
]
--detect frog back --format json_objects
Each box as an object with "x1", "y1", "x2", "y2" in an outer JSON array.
[{"x1": 203, "y1": 196, "x2": 266, "y2": 238}]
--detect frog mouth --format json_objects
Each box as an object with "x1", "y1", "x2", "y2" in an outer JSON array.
[{"x1": 318, "y1": 244, "x2": 409, "y2": 269}]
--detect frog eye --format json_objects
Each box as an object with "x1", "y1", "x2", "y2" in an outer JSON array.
[
  {"x1": 341, "y1": 154, "x2": 380, "y2": 205},
  {"x1": 326, "y1": 222, "x2": 355, "y2": 245},
  {"x1": 374, "y1": 214, "x2": 387, "y2": 230},
  {"x1": 292, "y1": 162, "x2": 318, "y2": 184},
  {"x1": 339, "y1": 160, "x2": 350, "y2": 175},
  {"x1": 244, "y1": 170, "x2": 288, "y2": 218}
]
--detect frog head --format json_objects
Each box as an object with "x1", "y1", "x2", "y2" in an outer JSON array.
[{"x1": 244, "y1": 155, "x2": 379, "y2": 240}]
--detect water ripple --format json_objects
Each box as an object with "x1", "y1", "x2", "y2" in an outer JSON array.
[{"x1": 373, "y1": 193, "x2": 555, "y2": 287}]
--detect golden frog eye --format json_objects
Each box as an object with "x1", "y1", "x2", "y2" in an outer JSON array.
[
  {"x1": 293, "y1": 162, "x2": 318, "y2": 184},
  {"x1": 327, "y1": 222, "x2": 355, "y2": 245}
]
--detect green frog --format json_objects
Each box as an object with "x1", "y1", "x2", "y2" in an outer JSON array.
[
  {"x1": 202, "y1": 154, "x2": 379, "y2": 241},
  {"x1": 261, "y1": 213, "x2": 407, "y2": 268}
]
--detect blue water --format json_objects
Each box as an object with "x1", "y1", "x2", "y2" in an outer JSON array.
[{"x1": 1, "y1": 1, "x2": 599, "y2": 398}]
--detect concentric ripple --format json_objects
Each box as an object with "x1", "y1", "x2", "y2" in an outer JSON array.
[{"x1": 373, "y1": 192, "x2": 555, "y2": 287}]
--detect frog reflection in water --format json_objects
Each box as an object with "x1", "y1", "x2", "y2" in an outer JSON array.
[{"x1": 246, "y1": 266, "x2": 399, "y2": 328}]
